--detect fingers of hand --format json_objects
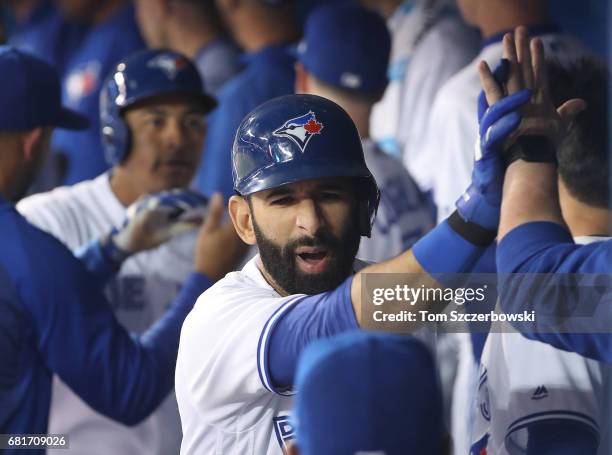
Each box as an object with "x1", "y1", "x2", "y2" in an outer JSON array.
[
  {"x1": 515, "y1": 26, "x2": 534, "y2": 89},
  {"x1": 530, "y1": 37, "x2": 549, "y2": 101},
  {"x1": 557, "y1": 98, "x2": 587, "y2": 127},
  {"x1": 503, "y1": 32, "x2": 523, "y2": 94},
  {"x1": 202, "y1": 192, "x2": 225, "y2": 232},
  {"x1": 478, "y1": 61, "x2": 504, "y2": 107}
]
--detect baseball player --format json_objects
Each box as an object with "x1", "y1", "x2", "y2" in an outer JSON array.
[
  {"x1": 16, "y1": 49, "x2": 245, "y2": 455},
  {"x1": 294, "y1": 2, "x2": 434, "y2": 262},
  {"x1": 289, "y1": 332, "x2": 446, "y2": 455},
  {"x1": 0, "y1": 47, "x2": 237, "y2": 454},
  {"x1": 51, "y1": 0, "x2": 144, "y2": 185},
  {"x1": 472, "y1": 50, "x2": 610, "y2": 454},
  {"x1": 6, "y1": 0, "x2": 86, "y2": 75},
  {"x1": 133, "y1": 0, "x2": 241, "y2": 96},
  {"x1": 193, "y1": 0, "x2": 299, "y2": 199},
  {"x1": 422, "y1": 0, "x2": 587, "y2": 222},
  {"x1": 175, "y1": 88, "x2": 524, "y2": 454},
  {"x1": 418, "y1": 4, "x2": 588, "y2": 451},
  {"x1": 363, "y1": 0, "x2": 432, "y2": 157},
  {"x1": 492, "y1": 28, "x2": 612, "y2": 362},
  {"x1": 399, "y1": 2, "x2": 480, "y2": 190}
]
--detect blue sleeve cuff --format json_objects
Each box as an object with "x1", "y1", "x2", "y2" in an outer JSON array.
[
  {"x1": 497, "y1": 222, "x2": 573, "y2": 273},
  {"x1": 74, "y1": 239, "x2": 118, "y2": 284},
  {"x1": 182, "y1": 272, "x2": 214, "y2": 296},
  {"x1": 259, "y1": 277, "x2": 357, "y2": 394},
  {"x1": 413, "y1": 219, "x2": 487, "y2": 274}
]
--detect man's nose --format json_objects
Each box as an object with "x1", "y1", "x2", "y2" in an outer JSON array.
[{"x1": 295, "y1": 199, "x2": 323, "y2": 235}]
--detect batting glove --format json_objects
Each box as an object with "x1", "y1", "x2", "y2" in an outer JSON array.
[
  {"x1": 456, "y1": 59, "x2": 532, "y2": 230},
  {"x1": 103, "y1": 188, "x2": 208, "y2": 264}
]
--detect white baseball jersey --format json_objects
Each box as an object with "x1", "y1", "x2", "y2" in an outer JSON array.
[
  {"x1": 400, "y1": 13, "x2": 480, "y2": 188},
  {"x1": 369, "y1": 0, "x2": 430, "y2": 157},
  {"x1": 175, "y1": 255, "x2": 302, "y2": 455},
  {"x1": 421, "y1": 32, "x2": 588, "y2": 222},
  {"x1": 471, "y1": 237, "x2": 610, "y2": 455},
  {"x1": 17, "y1": 173, "x2": 197, "y2": 455},
  {"x1": 359, "y1": 139, "x2": 434, "y2": 262}
]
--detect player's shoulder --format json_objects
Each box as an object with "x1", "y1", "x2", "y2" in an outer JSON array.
[
  {"x1": 363, "y1": 140, "x2": 414, "y2": 181},
  {"x1": 194, "y1": 267, "x2": 279, "y2": 310},
  {"x1": 20, "y1": 176, "x2": 102, "y2": 211},
  {"x1": 419, "y1": 13, "x2": 480, "y2": 53},
  {"x1": 0, "y1": 204, "x2": 85, "y2": 282},
  {"x1": 18, "y1": 177, "x2": 101, "y2": 223},
  {"x1": 183, "y1": 258, "x2": 287, "y2": 332}
]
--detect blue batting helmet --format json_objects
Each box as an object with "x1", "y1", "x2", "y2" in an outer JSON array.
[
  {"x1": 100, "y1": 49, "x2": 217, "y2": 166},
  {"x1": 232, "y1": 94, "x2": 380, "y2": 237}
]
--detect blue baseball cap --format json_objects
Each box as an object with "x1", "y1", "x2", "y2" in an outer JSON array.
[
  {"x1": 0, "y1": 46, "x2": 89, "y2": 131},
  {"x1": 296, "y1": 3, "x2": 391, "y2": 92},
  {"x1": 293, "y1": 331, "x2": 445, "y2": 455}
]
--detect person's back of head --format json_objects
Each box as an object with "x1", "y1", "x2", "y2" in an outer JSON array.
[
  {"x1": 289, "y1": 331, "x2": 447, "y2": 455},
  {"x1": 0, "y1": 46, "x2": 88, "y2": 200},
  {"x1": 294, "y1": 3, "x2": 391, "y2": 135},
  {"x1": 548, "y1": 58, "x2": 609, "y2": 209}
]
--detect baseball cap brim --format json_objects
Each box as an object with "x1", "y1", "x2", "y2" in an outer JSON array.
[
  {"x1": 192, "y1": 93, "x2": 218, "y2": 114},
  {"x1": 55, "y1": 107, "x2": 90, "y2": 130}
]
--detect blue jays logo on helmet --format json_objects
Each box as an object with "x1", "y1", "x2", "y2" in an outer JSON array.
[
  {"x1": 272, "y1": 111, "x2": 324, "y2": 153},
  {"x1": 146, "y1": 54, "x2": 188, "y2": 79}
]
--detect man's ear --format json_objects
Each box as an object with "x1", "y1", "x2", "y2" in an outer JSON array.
[
  {"x1": 228, "y1": 195, "x2": 257, "y2": 245},
  {"x1": 22, "y1": 128, "x2": 43, "y2": 161},
  {"x1": 294, "y1": 62, "x2": 310, "y2": 94}
]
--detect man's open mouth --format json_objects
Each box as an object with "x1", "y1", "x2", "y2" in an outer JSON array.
[{"x1": 295, "y1": 246, "x2": 331, "y2": 274}]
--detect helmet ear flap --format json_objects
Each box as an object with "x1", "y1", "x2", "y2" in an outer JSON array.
[
  {"x1": 101, "y1": 113, "x2": 129, "y2": 166},
  {"x1": 358, "y1": 176, "x2": 380, "y2": 238}
]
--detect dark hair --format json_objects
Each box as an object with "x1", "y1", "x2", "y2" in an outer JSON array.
[{"x1": 547, "y1": 58, "x2": 610, "y2": 208}]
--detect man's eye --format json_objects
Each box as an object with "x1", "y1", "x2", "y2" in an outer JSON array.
[
  {"x1": 270, "y1": 196, "x2": 294, "y2": 205},
  {"x1": 185, "y1": 116, "x2": 205, "y2": 130},
  {"x1": 319, "y1": 192, "x2": 343, "y2": 201},
  {"x1": 146, "y1": 117, "x2": 164, "y2": 127}
]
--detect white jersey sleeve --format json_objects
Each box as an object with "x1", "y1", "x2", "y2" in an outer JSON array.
[
  {"x1": 176, "y1": 258, "x2": 304, "y2": 455},
  {"x1": 17, "y1": 181, "x2": 99, "y2": 250},
  {"x1": 369, "y1": 1, "x2": 429, "y2": 157},
  {"x1": 400, "y1": 13, "x2": 480, "y2": 179}
]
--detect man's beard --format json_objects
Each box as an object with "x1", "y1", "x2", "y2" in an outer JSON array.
[{"x1": 253, "y1": 215, "x2": 361, "y2": 295}]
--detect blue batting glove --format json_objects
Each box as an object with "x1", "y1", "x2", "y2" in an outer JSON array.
[{"x1": 456, "y1": 59, "x2": 532, "y2": 230}]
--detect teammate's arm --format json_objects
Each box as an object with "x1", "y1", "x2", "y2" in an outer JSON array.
[
  {"x1": 27, "y1": 194, "x2": 241, "y2": 424},
  {"x1": 482, "y1": 29, "x2": 612, "y2": 361}
]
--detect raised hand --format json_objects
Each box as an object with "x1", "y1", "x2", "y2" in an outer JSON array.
[{"x1": 110, "y1": 188, "x2": 208, "y2": 258}]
